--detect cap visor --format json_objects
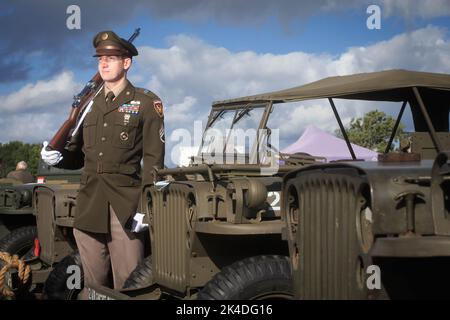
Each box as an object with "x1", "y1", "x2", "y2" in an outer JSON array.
[{"x1": 93, "y1": 49, "x2": 126, "y2": 57}]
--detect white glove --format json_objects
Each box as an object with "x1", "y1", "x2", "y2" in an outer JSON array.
[
  {"x1": 131, "y1": 213, "x2": 148, "y2": 233},
  {"x1": 40, "y1": 141, "x2": 63, "y2": 166}
]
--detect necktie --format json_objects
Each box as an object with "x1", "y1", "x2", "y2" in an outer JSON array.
[{"x1": 106, "y1": 91, "x2": 115, "y2": 104}]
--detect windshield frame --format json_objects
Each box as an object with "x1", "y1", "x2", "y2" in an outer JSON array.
[{"x1": 198, "y1": 102, "x2": 272, "y2": 162}]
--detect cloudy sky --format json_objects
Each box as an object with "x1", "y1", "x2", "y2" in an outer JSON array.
[{"x1": 1, "y1": 0, "x2": 450, "y2": 165}]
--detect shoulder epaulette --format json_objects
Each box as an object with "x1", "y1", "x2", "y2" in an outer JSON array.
[
  {"x1": 135, "y1": 87, "x2": 155, "y2": 97},
  {"x1": 135, "y1": 88, "x2": 164, "y2": 117}
]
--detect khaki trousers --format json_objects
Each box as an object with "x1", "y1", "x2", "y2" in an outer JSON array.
[{"x1": 73, "y1": 205, "x2": 144, "y2": 299}]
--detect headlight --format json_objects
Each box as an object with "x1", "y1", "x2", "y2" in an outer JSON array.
[
  {"x1": 20, "y1": 190, "x2": 32, "y2": 205},
  {"x1": 245, "y1": 179, "x2": 267, "y2": 209}
]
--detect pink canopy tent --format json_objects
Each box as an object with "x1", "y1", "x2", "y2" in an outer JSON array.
[{"x1": 281, "y1": 125, "x2": 378, "y2": 162}]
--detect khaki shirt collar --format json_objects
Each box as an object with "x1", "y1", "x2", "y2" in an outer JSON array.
[
  {"x1": 104, "y1": 77, "x2": 128, "y2": 100},
  {"x1": 102, "y1": 80, "x2": 136, "y2": 114}
]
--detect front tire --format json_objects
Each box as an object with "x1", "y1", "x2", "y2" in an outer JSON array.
[
  {"x1": 198, "y1": 255, "x2": 293, "y2": 300},
  {"x1": 0, "y1": 226, "x2": 37, "y2": 257},
  {"x1": 123, "y1": 255, "x2": 153, "y2": 289},
  {"x1": 43, "y1": 251, "x2": 83, "y2": 300}
]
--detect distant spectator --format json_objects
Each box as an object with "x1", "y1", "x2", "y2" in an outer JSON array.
[{"x1": 6, "y1": 161, "x2": 34, "y2": 183}]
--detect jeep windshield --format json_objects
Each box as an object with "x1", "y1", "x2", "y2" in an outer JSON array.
[{"x1": 199, "y1": 103, "x2": 267, "y2": 159}]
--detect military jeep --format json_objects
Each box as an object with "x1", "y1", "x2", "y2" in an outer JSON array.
[
  {"x1": 278, "y1": 70, "x2": 450, "y2": 299},
  {"x1": 0, "y1": 160, "x2": 80, "y2": 247},
  {"x1": 0, "y1": 179, "x2": 35, "y2": 242},
  {"x1": 86, "y1": 74, "x2": 374, "y2": 300},
  {"x1": 0, "y1": 161, "x2": 81, "y2": 298}
]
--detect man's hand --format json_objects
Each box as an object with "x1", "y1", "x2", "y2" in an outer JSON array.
[
  {"x1": 131, "y1": 213, "x2": 148, "y2": 233},
  {"x1": 40, "y1": 141, "x2": 63, "y2": 166}
]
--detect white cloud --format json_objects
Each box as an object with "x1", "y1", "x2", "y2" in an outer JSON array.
[
  {"x1": 0, "y1": 71, "x2": 80, "y2": 114},
  {"x1": 136, "y1": 26, "x2": 450, "y2": 113},
  {"x1": 2, "y1": 26, "x2": 450, "y2": 166},
  {"x1": 272, "y1": 103, "x2": 339, "y2": 136},
  {"x1": 0, "y1": 113, "x2": 61, "y2": 143},
  {"x1": 165, "y1": 96, "x2": 200, "y2": 126},
  {"x1": 380, "y1": 0, "x2": 450, "y2": 19},
  {"x1": 331, "y1": 26, "x2": 450, "y2": 74},
  {"x1": 136, "y1": 35, "x2": 328, "y2": 103},
  {"x1": 0, "y1": 71, "x2": 81, "y2": 142}
]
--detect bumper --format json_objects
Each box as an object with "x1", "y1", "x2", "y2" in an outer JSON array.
[{"x1": 371, "y1": 236, "x2": 450, "y2": 257}]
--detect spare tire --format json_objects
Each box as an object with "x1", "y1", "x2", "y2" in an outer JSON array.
[
  {"x1": 198, "y1": 255, "x2": 293, "y2": 300},
  {"x1": 123, "y1": 255, "x2": 153, "y2": 289},
  {"x1": 0, "y1": 226, "x2": 37, "y2": 257},
  {"x1": 43, "y1": 251, "x2": 83, "y2": 300}
]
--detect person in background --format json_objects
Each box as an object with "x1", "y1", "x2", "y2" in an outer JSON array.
[{"x1": 6, "y1": 161, "x2": 34, "y2": 183}]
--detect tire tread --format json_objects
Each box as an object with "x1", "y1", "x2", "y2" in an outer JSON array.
[{"x1": 198, "y1": 255, "x2": 293, "y2": 300}]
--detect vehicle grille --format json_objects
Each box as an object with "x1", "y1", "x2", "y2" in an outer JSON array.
[
  {"x1": 290, "y1": 172, "x2": 369, "y2": 299},
  {"x1": 149, "y1": 183, "x2": 193, "y2": 293},
  {"x1": 34, "y1": 187, "x2": 56, "y2": 265}
]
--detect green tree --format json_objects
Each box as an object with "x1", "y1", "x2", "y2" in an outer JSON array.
[
  {"x1": 335, "y1": 110, "x2": 405, "y2": 152},
  {"x1": 0, "y1": 141, "x2": 42, "y2": 178}
]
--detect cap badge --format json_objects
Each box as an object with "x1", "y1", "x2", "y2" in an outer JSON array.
[{"x1": 101, "y1": 33, "x2": 109, "y2": 40}]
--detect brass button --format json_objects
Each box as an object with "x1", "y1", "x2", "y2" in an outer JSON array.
[
  {"x1": 101, "y1": 137, "x2": 106, "y2": 142},
  {"x1": 99, "y1": 152, "x2": 103, "y2": 157},
  {"x1": 103, "y1": 123, "x2": 108, "y2": 127}
]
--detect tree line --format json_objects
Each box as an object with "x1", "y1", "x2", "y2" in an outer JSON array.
[
  {"x1": 0, "y1": 141, "x2": 41, "y2": 178},
  {"x1": 335, "y1": 110, "x2": 405, "y2": 152}
]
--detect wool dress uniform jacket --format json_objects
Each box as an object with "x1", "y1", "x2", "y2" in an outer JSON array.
[{"x1": 57, "y1": 80, "x2": 165, "y2": 233}]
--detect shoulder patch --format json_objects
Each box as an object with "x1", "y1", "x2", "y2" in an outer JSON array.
[{"x1": 153, "y1": 100, "x2": 164, "y2": 118}]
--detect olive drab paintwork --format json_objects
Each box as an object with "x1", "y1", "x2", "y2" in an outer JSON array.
[
  {"x1": 0, "y1": 162, "x2": 81, "y2": 240},
  {"x1": 277, "y1": 70, "x2": 450, "y2": 299},
  {"x1": 56, "y1": 80, "x2": 165, "y2": 233}
]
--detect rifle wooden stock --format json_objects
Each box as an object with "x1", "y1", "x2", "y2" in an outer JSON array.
[
  {"x1": 47, "y1": 73, "x2": 103, "y2": 152},
  {"x1": 49, "y1": 108, "x2": 81, "y2": 152}
]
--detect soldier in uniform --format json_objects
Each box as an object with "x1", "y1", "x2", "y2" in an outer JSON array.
[
  {"x1": 6, "y1": 161, "x2": 34, "y2": 183},
  {"x1": 41, "y1": 30, "x2": 165, "y2": 297}
]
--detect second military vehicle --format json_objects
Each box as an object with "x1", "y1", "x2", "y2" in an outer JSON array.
[
  {"x1": 0, "y1": 161, "x2": 82, "y2": 299},
  {"x1": 281, "y1": 69, "x2": 450, "y2": 299}
]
